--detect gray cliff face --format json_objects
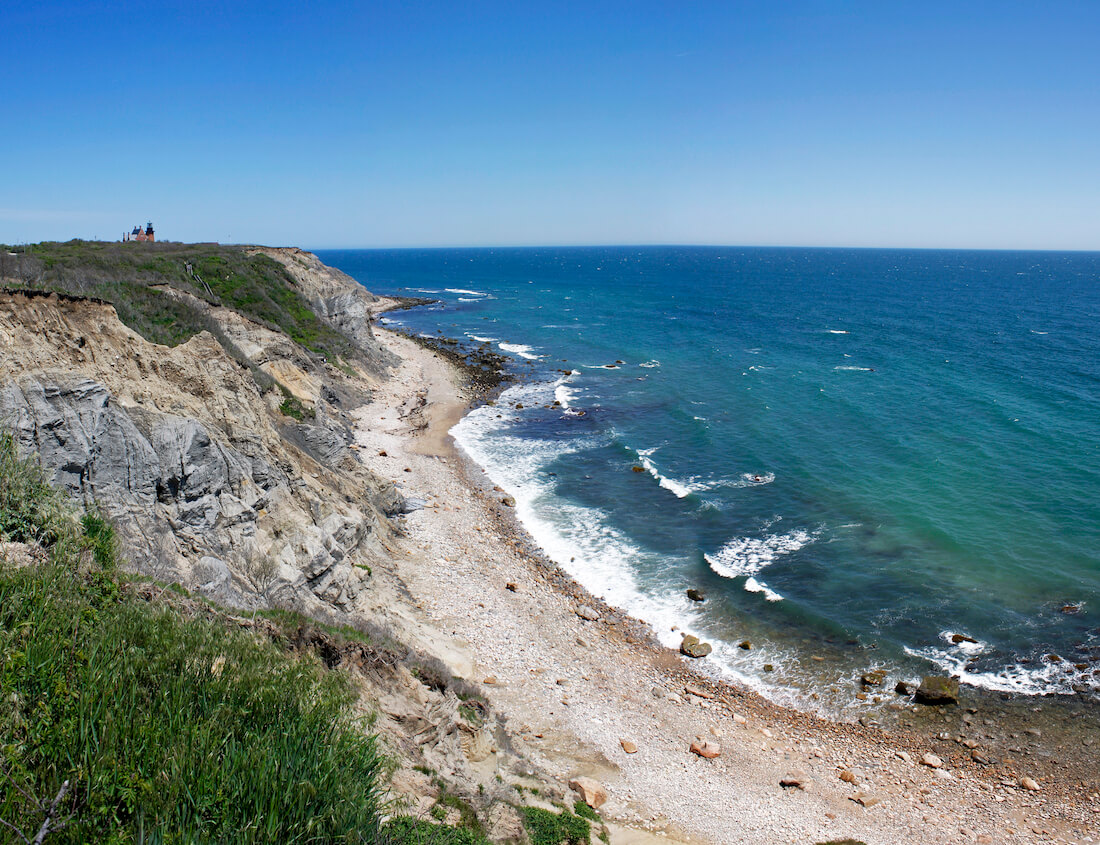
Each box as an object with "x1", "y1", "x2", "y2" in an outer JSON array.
[
  {"x1": 0, "y1": 287, "x2": 405, "y2": 619},
  {"x1": 0, "y1": 374, "x2": 378, "y2": 613}
]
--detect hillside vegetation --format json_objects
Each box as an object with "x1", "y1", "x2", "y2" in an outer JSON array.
[
  {"x1": 0, "y1": 240, "x2": 354, "y2": 362},
  {"x1": 0, "y1": 432, "x2": 490, "y2": 843}
]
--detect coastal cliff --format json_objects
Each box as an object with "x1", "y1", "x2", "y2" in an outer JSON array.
[
  {"x1": 0, "y1": 290, "x2": 399, "y2": 615},
  {"x1": 2, "y1": 244, "x2": 1096, "y2": 845},
  {"x1": 0, "y1": 245, "x2": 551, "y2": 843}
]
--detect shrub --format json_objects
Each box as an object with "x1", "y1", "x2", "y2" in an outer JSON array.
[{"x1": 521, "y1": 806, "x2": 591, "y2": 845}]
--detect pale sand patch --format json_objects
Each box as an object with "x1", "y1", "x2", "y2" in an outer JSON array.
[{"x1": 350, "y1": 327, "x2": 1091, "y2": 845}]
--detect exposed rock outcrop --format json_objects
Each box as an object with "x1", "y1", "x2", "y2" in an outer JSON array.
[
  {"x1": 0, "y1": 291, "x2": 398, "y2": 616},
  {"x1": 250, "y1": 247, "x2": 397, "y2": 373}
]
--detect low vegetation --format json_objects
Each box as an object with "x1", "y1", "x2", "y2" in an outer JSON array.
[
  {"x1": 0, "y1": 240, "x2": 354, "y2": 363},
  {"x1": 0, "y1": 432, "x2": 481, "y2": 843},
  {"x1": 521, "y1": 805, "x2": 592, "y2": 845}
]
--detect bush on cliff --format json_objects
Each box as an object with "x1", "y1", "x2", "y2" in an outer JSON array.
[{"x1": 0, "y1": 433, "x2": 388, "y2": 842}]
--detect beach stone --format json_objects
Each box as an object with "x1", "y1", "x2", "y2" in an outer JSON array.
[
  {"x1": 482, "y1": 677, "x2": 498, "y2": 685},
  {"x1": 575, "y1": 606, "x2": 600, "y2": 621},
  {"x1": 684, "y1": 684, "x2": 713, "y2": 699},
  {"x1": 568, "y1": 776, "x2": 608, "y2": 809},
  {"x1": 631, "y1": 465, "x2": 645, "y2": 472},
  {"x1": 686, "y1": 588, "x2": 707, "y2": 602},
  {"x1": 861, "y1": 669, "x2": 887, "y2": 687},
  {"x1": 779, "y1": 771, "x2": 810, "y2": 790},
  {"x1": 689, "y1": 740, "x2": 721, "y2": 759},
  {"x1": 952, "y1": 633, "x2": 978, "y2": 644},
  {"x1": 738, "y1": 640, "x2": 752, "y2": 650},
  {"x1": 1019, "y1": 776, "x2": 1041, "y2": 791},
  {"x1": 505, "y1": 582, "x2": 519, "y2": 592},
  {"x1": 839, "y1": 769, "x2": 858, "y2": 784},
  {"x1": 680, "y1": 635, "x2": 712, "y2": 658},
  {"x1": 851, "y1": 793, "x2": 881, "y2": 808},
  {"x1": 620, "y1": 739, "x2": 638, "y2": 754},
  {"x1": 500, "y1": 496, "x2": 516, "y2": 507},
  {"x1": 915, "y1": 675, "x2": 960, "y2": 705},
  {"x1": 920, "y1": 752, "x2": 943, "y2": 768}
]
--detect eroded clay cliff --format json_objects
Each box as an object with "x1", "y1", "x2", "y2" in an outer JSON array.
[{"x1": 0, "y1": 290, "x2": 401, "y2": 619}]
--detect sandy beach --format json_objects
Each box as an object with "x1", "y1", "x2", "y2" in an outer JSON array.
[{"x1": 349, "y1": 318, "x2": 1098, "y2": 845}]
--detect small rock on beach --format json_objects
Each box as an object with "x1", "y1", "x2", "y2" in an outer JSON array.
[{"x1": 690, "y1": 740, "x2": 721, "y2": 759}]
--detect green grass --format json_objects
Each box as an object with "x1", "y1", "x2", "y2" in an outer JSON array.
[
  {"x1": 572, "y1": 800, "x2": 600, "y2": 822},
  {"x1": 0, "y1": 434, "x2": 406, "y2": 843},
  {"x1": 2, "y1": 240, "x2": 356, "y2": 362},
  {"x1": 0, "y1": 432, "x2": 69, "y2": 551},
  {"x1": 383, "y1": 817, "x2": 490, "y2": 845},
  {"x1": 521, "y1": 806, "x2": 591, "y2": 845},
  {"x1": 278, "y1": 390, "x2": 316, "y2": 422}
]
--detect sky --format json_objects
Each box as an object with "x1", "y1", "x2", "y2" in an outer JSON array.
[{"x1": 2, "y1": 1, "x2": 1098, "y2": 250}]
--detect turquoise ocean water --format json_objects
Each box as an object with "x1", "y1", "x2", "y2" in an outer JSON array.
[{"x1": 318, "y1": 247, "x2": 1100, "y2": 712}]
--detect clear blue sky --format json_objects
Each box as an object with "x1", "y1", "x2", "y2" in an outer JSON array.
[{"x1": 3, "y1": 1, "x2": 1098, "y2": 249}]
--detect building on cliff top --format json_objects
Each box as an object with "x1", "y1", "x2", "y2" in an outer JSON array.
[{"x1": 124, "y1": 222, "x2": 155, "y2": 242}]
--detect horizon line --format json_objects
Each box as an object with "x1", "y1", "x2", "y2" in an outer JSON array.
[{"x1": 306, "y1": 242, "x2": 1100, "y2": 255}]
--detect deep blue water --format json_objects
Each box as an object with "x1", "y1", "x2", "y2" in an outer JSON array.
[{"x1": 318, "y1": 246, "x2": 1100, "y2": 710}]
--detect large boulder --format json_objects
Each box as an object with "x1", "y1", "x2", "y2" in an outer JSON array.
[
  {"x1": 915, "y1": 675, "x2": 960, "y2": 705},
  {"x1": 568, "y1": 776, "x2": 608, "y2": 809},
  {"x1": 680, "y1": 635, "x2": 712, "y2": 658}
]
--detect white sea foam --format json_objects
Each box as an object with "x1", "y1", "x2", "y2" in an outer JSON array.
[
  {"x1": 465, "y1": 334, "x2": 498, "y2": 343},
  {"x1": 939, "y1": 630, "x2": 988, "y2": 655},
  {"x1": 457, "y1": 297, "x2": 481, "y2": 302},
  {"x1": 499, "y1": 342, "x2": 543, "y2": 360},
  {"x1": 737, "y1": 472, "x2": 776, "y2": 487},
  {"x1": 705, "y1": 527, "x2": 817, "y2": 580},
  {"x1": 553, "y1": 371, "x2": 579, "y2": 409},
  {"x1": 833, "y1": 366, "x2": 873, "y2": 372},
  {"x1": 743, "y1": 577, "x2": 784, "y2": 601},
  {"x1": 903, "y1": 645, "x2": 1097, "y2": 697},
  {"x1": 826, "y1": 329, "x2": 849, "y2": 334},
  {"x1": 409, "y1": 288, "x2": 442, "y2": 294},
  {"x1": 445, "y1": 288, "x2": 488, "y2": 296},
  {"x1": 639, "y1": 359, "x2": 661, "y2": 368},
  {"x1": 1030, "y1": 329, "x2": 1049, "y2": 335},
  {"x1": 635, "y1": 448, "x2": 694, "y2": 498}
]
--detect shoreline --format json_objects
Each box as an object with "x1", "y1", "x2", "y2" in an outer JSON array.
[{"x1": 352, "y1": 321, "x2": 1099, "y2": 844}]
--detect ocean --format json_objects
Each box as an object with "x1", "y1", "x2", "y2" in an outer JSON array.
[{"x1": 317, "y1": 246, "x2": 1100, "y2": 713}]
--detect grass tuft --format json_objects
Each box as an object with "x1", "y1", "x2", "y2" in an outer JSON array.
[{"x1": 521, "y1": 805, "x2": 591, "y2": 845}]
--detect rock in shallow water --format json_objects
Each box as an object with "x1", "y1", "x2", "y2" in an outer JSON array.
[
  {"x1": 916, "y1": 675, "x2": 960, "y2": 705},
  {"x1": 680, "y1": 635, "x2": 712, "y2": 658},
  {"x1": 861, "y1": 669, "x2": 887, "y2": 687}
]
